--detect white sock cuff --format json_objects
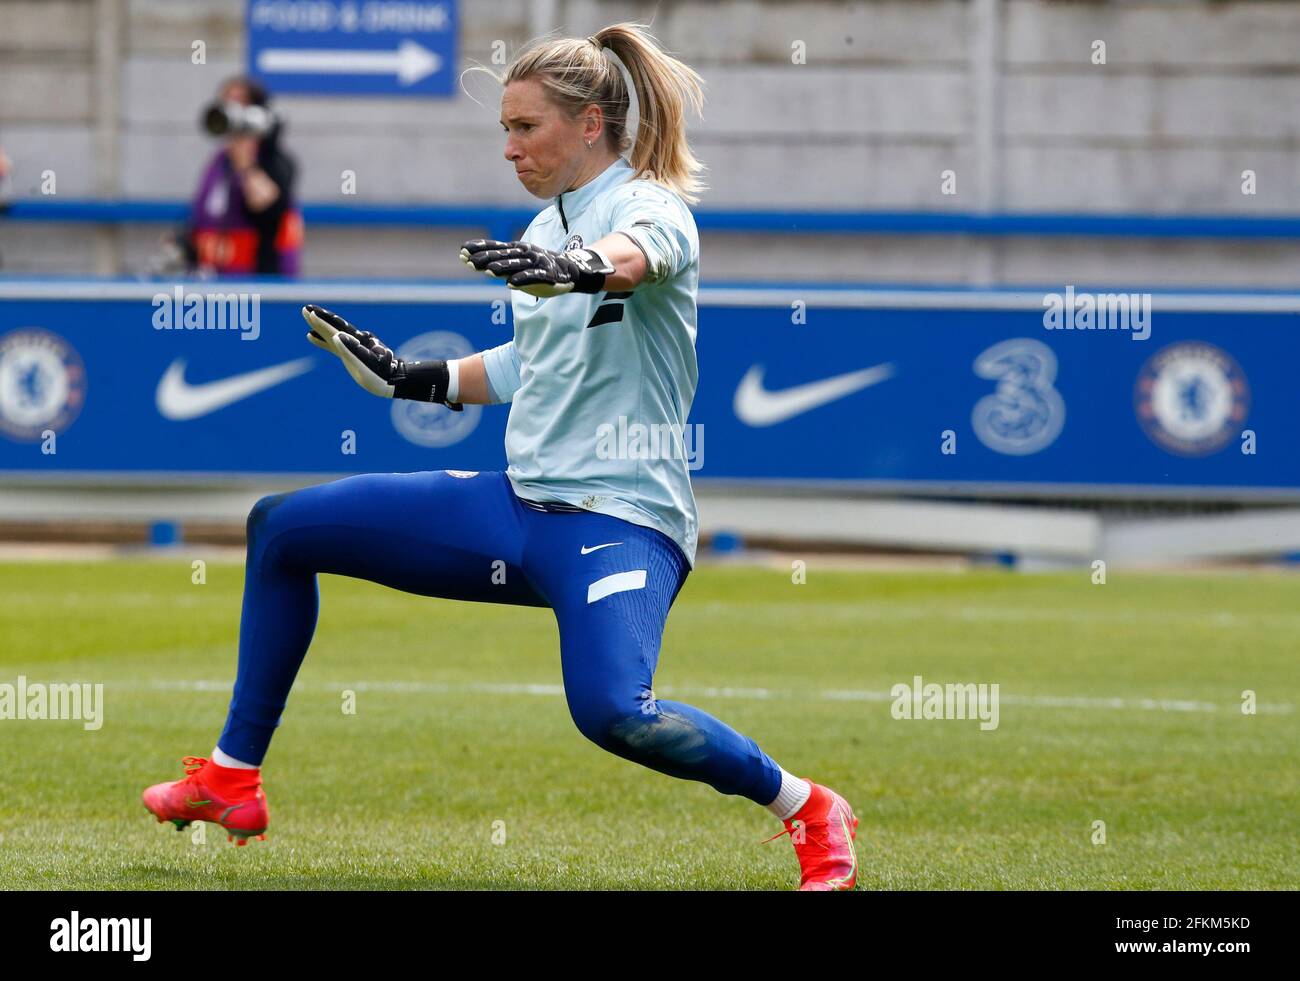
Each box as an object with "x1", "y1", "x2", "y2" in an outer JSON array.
[
  {"x1": 445, "y1": 358, "x2": 460, "y2": 403},
  {"x1": 765, "y1": 766, "x2": 812, "y2": 822},
  {"x1": 212, "y1": 746, "x2": 258, "y2": 770}
]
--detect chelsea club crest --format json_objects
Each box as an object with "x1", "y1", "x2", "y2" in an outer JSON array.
[
  {"x1": 563, "y1": 234, "x2": 585, "y2": 251},
  {"x1": 1134, "y1": 341, "x2": 1249, "y2": 457},
  {"x1": 390, "y1": 331, "x2": 480, "y2": 448},
  {"x1": 0, "y1": 328, "x2": 87, "y2": 442}
]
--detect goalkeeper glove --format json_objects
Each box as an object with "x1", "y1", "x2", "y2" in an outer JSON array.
[
  {"x1": 302, "y1": 304, "x2": 463, "y2": 409},
  {"x1": 459, "y1": 239, "x2": 615, "y2": 297}
]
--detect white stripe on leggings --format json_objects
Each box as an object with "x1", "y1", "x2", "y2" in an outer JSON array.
[{"x1": 587, "y1": 570, "x2": 647, "y2": 604}]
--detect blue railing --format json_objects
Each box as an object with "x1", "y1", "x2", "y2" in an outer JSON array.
[{"x1": 4, "y1": 199, "x2": 1299, "y2": 241}]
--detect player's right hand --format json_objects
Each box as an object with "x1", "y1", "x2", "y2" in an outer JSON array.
[{"x1": 302, "y1": 304, "x2": 462, "y2": 408}]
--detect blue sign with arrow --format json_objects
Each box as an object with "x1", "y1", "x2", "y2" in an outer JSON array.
[{"x1": 247, "y1": 0, "x2": 457, "y2": 97}]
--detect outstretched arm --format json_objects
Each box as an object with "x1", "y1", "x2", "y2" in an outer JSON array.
[
  {"x1": 304, "y1": 305, "x2": 520, "y2": 408},
  {"x1": 460, "y1": 235, "x2": 646, "y2": 297},
  {"x1": 458, "y1": 221, "x2": 667, "y2": 299},
  {"x1": 302, "y1": 305, "x2": 461, "y2": 408},
  {"x1": 451, "y1": 352, "x2": 492, "y2": 405},
  {"x1": 450, "y1": 338, "x2": 521, "y2": 405},
  {"x1": 588, "y1": 232, "x2": 647, "y2": 291}
]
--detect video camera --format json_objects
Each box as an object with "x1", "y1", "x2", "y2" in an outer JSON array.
[{"x1": 202, "y1": 101, "x2": 278, "y2": 138}]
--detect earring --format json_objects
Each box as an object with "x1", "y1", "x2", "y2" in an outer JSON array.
[{"x1": 586, "y1": 140, "x2": 593, "y2": 149}]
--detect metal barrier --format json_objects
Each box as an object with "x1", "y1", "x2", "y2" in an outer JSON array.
[{"x1": 7, "y1": 200, "x2": 1300, "y2": 240}]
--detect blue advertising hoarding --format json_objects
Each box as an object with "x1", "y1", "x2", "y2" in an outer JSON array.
[
  {"x1": 247, "y1": 0, "x2": 457, "y2": 97},
  {"x1": 0, "y1": 280, "x2": 1297, "y2": 498}
]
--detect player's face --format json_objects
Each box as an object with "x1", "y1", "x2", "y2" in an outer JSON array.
[{"x1": 500, "y1": 78, "x2": 590, "y2": 199}]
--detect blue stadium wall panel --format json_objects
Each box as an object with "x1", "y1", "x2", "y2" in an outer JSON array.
[{"x1": 0, "y1": 281, "x2": 1296, "y2": 498}]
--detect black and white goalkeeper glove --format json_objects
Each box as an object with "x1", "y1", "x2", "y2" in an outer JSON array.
[
  {"x1": 302, "y1": 305, "x2": 462, "y2": 409},
  {"x1": 459, "y1": 239, "x2": 615, "y2": 297}
]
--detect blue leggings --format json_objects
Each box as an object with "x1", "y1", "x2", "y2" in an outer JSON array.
[{"x1": 218, "y1": 469, "x2": 782, "y2": 806}]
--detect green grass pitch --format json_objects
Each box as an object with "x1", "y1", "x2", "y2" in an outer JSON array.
[{"x1": 1, "y1": 557, "x2": 1296, "y2": 890}]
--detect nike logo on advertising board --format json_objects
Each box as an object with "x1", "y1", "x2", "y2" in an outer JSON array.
[
  {"x1": 156, "y1": 357, "x2": 314, "y2": 420},
  {"x1": 732, "y1": 363, "x2": 896, "y2": 427}
]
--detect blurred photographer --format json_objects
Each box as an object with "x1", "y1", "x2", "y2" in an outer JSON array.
[
  {"x1": 0, "y1": 144, "x2": 12, "y2": 207},
  {"x1": 173, "y1": 77, "x2": 303, "y2": 277},
  {"x1": 0, "y1": 144, "x2": 11, "y2": 269}
]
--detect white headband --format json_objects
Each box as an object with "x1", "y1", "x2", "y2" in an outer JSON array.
[{"x1": 597, "y1": 43, "x2": 640, "y2": 152}]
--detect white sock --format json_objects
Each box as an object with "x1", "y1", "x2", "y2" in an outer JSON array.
[
  {"x1": 212, "y1": 746, "x2": 258, "y2": 770},
  {"x1": 445, "y1": 359, "x2": 460, "y2": 402},
  {"x1": 765, "y1": 766, "x2": 812, "y2": 821}
]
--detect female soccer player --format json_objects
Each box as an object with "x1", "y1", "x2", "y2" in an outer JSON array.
[{"x1": 143, "y1": 22, "x2": 858, "y2": 890}]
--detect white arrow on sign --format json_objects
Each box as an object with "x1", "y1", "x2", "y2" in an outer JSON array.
[{"x1": 256, "y1": 39, "x2": 442, "y2": 86}]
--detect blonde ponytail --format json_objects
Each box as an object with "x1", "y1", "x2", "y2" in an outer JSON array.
[{"x1": 593, "y1": 23, "x2": 706, "y2": 204}]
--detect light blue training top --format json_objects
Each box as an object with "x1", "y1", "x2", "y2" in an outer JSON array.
[{"x1": 480, "y1": 156, "x2": 701, "y2": 567}]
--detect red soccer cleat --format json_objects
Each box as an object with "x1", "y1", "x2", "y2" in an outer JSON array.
[
  {"x1": 142, "y1": 755, "x2": 269, "y2": 846},
  {"x1": 763, "y1": 780, "x2": 859, "y2": 890}
]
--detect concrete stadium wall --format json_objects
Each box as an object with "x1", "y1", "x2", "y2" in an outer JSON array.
[{"x1": 1, "y1": 0, "x2": 1298, "y2": 284}]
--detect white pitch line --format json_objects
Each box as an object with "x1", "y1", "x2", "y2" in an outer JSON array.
[
  {"x1": 682, "y1": 601, "x2": 1300, "y2": 629},
  {"x1": 133, "y1": 679, "x2": 1294, "y2": 714}
]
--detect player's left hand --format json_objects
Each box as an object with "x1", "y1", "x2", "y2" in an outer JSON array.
[{"x1": 459, "y1": 239, "x2": 615, "y2": 297}]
